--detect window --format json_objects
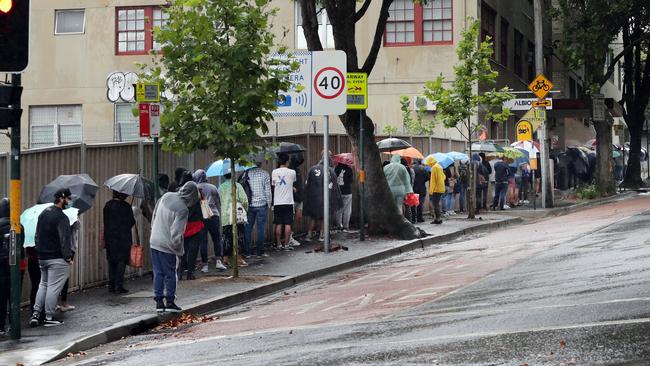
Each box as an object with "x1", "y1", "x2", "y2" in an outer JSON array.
[
  {"x1": 422, "y1": 0, "x2": 452, "y2": 43},
  {"x1": 385, "y1": 0, "x2": 452, "y2": 46},
  {"x1": 569, "y1": 77, "x2": 576, "y2": 98},
  {"x1": 500, "y1": 19, "x2": 509, "y2": 67},
  {"x1": 114, "y1": 104, "x2": 140, "y2": 142},
  {"x1": 55, "y1": 9, "x2": 85, "y2": 34},
  {"x1": 527, "y1": 41, "x2": 535, "y2": 81},
  {"x1": 116, "y1": 6, "x2": 167, "y2": 55},
  {"x1": 295, "y1": 3, "x2": 334, "y2": 49},
  {"x1": 481, "y1": 4, "x2": 496, "y2": 44},
  {"x1": 29, "y1": 105, "x2": 82, "y2": 148},
  {"x1": 513, "y1": 29, "x2": 523, "y2": 77}
]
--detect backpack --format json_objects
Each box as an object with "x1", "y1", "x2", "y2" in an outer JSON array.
[
  {"x1": 458, "y1": 163, "x2": 469, "y2": 184},
  {"x1": 237, "y1": 171, "x2": 253, "y2": 202}
]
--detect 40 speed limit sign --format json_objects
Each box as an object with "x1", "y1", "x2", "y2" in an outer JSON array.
[{"x1": 272, "y1": 50, "x2": 347, "y2": 116}]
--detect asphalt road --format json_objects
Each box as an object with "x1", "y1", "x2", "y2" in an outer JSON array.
[{"x1": 57, "y1": 196, "x2": 650, "y2": 366}]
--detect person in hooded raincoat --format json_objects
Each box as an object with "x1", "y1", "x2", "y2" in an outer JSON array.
[
  {"x1": 103, "y1": 191, "x2": 135, "y2": 294},
  {"x1": 304, "y1": 154, "x2": 342, "y2": 241},
  {"x1": 383, "y1": 154, "x2": 413, "y2": 215},
  {"x1": 425, "y1": 155, "x2": 446, "y2": 224}
]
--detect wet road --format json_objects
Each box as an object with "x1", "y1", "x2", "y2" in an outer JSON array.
[{"x1": 58, "y1": 196, "x2": 650, "y2": 365}]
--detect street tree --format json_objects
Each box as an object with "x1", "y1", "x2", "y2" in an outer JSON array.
[
  {"x1": 420, "y1": 20, "x2": 513, "y2": 219},
  {"x1": 553, "y1": 0, "x2": 648, "y2": 193},
  {"x1": 298, "y1": 0, "x2": 425, "y2": 239},
  {"x1": 400, "y1": 95, "x2": 432, "y2": 136},
  {"x1": 142, "y1": 0, "x2": 292, "y2": 276}
]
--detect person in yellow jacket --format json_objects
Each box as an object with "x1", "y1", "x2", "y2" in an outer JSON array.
[{"x1": 425, "y1": 156, "x2": 446, "y2": 224}]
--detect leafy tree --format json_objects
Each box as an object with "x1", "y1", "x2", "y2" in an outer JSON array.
[
  {"x1": 421, "y1": 20, "x2": 513, "y2": 219},
  {"x1": 400, "y1": 95, "x2": 432, "y2": 135},
  {"x1": 142, "y1": 0, "x2": 292, "y2": 276},
  {"x1": 553, "y1": 0, "x2": 647, "y2": 193},
  {"x1": 298, "y1": 0, "x2": 424, "y2": 238},
  {"x1": 382, "y1": 125, "x2": 398, "y2": 136}
]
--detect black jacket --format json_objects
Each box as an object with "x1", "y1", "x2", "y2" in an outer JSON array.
[
  {"x1": 494, "y1": 161, "x2": 509, "y2": 183},
  {"x1": 103, "y1": 199, "x2": 135, "y2": 262},
  {"x1": 35, "y1": 206, "x2": 72, "y2": 261},
  {"x1": 412, "y1": 164, "x2": 428, "y2": 196}
]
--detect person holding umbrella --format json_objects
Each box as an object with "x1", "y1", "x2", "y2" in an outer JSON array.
[
  {"x1": 103, "y1": 191, "x2": 135, "y2": 294},
  {"x1": 30, "y1": 188, "x2": 74, "y2": 327},
  {"x1": 425, "y1": 156, "x2": 446, "y2": 224}
]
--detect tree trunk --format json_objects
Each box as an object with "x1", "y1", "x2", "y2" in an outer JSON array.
[
  {"x1": 467, "y1": 119, "x2": 476, "y2": 219},
  {"x1": 593, "y1": 119, "x2": 616, "y2": 194},
  {"x1": 344, "y1": 110, "x2": 420, "y2": 239},
  {"x1": 622, "y1": 119, "x2": 645, "y2": 188}
]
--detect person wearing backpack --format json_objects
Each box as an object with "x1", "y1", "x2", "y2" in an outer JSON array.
[
  {"x1": 241, "y1": 162, "x2": 272, "y2": 258},
  {"x1": 455, "y1": 162, "x2": 469, "y2": 213}
]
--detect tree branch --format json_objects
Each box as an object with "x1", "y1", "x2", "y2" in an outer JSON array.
[
  {"x1": 299, "y1": 0, "x2": 323, "y2": 51},
  {"x1": 597, "y1": 33, "x2": 650, "y2": 87},
  {"x1": 354, "y1": 0, "x2": 372, "y2": 22},
  {"x1": 361, "y1": 0, "x2": 393, "y2": 75}
]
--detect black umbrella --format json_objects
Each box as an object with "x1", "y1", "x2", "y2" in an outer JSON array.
[
  {"x1": 273, "y1": 142, "x2": 306, "y2": 156},
  {"x1": 39, "y1": 174, "x2": 99, "y2": 213},
  {"x1": 377, "y1": 138, "x2": 411, "y2": 152},
  {"x1": 104, "y1": 174, "x2": 154, "y2": 200},
  {"x1": 566, "y1": 147, "x2": 589, "y2": 175},
  {"x1": 471, "y1": 141, "x2": 505, "y2": 153}
]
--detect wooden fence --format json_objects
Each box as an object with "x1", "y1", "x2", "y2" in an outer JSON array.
[{"x1": 4, "y1": 133, "x2": 464, "y2": 299}]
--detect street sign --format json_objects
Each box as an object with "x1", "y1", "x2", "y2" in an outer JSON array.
[
  {"x1": 150, "y1": 103, "x2": 161, "y2": 138},
  {"x1": 139, "y1": 103, "x2": 150, "y2": 137},
  {"x1": 533, "y1": 99, "x2": 551, "y2": 108},
  {"x1": 272, "y1": 51, "x2": 347, "y2": 117},
  {"x1": 592, "y1": 93, "x2": 606, "y2": 122},
  {"x1": 534, "y1": 108, "x2": 546, "y2": 121},
  {"x1": 346, "y1": 72, "x2": 368, "y2": 110},
  {"x1": 503, "y1": 97, "x2": 552, "y2": 111},
  {"x1": 516, "y1": 120, "x2": 533, "y2": 141},
  {"x1": 136, "y1": 82, "x2": 160, "y2": 103},
  {"x1": 528, "y1": 74, "x2": 553, "y2": 99}
]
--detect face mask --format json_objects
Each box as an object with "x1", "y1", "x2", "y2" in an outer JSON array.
[{"x1": 64, "y1": 200, "x2": 73, "y2": 209}]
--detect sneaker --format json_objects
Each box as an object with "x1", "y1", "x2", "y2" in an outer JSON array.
[
  {"x1": 58, "y1": 304, "x2": 76, "y2": 312},
  {"x1": 238, "y1": 259, "x2": 249, "y2": 267},
  {"x1": 281, "y1": 245, "x2": 294, "y2": 251},
  {"x1": 523, "y1": 200, "x2": 530, "y2": 204},
  {"x1": 29, "y1": 315, "x2": 39, "y2": 328},
  {"x1": 342, "y1": 228, "x2": 351, "y2": 233},
  {"x1": 165, "y1": 301, "x2": 182, "y2": 313},
  {"x1": 44, "y1": 319, "x2": 64, "y2": 327},
  {"x1": 318, "y1": 235, "x2": 325, "y2": 242},
  {"x1": 116, "y1": 288, "x2": 129, "y2": 294},
  {"x1": 215, "y1": 259, "x2": 227, "y2": 271},
  {"x1": 201, "y1": 264, "x2": 209, "y2": 273},
  {"x1": 503, "y1": 205, "x2": 511, "y2": 209},
  {"x1": 430, "y1": 220, "x2": 443, "y2": 225},
  {"x1": 288, "y1": 237, "x2": 302, "y2": 247},
  {"x1": 156, "y1": 300, "x2": 165, "y2": 313},
  {"x1": 186, "y1": 273, "x2": 196, "y2": 280}
]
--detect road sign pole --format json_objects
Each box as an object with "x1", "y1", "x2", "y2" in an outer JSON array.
[
  {"x1": 9, "y1": 73, "x2": 22, "y2": 340},
  {"x1": 323, "y1": 115, "x2": 330, "y2": 252},
  {"x1": 359, "y1": 110, "x2": 365, "y2": 242},
  {"x1": 153, "y1": 137, "x2": 160, "y2": 200}
]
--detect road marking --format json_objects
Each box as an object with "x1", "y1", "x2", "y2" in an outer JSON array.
[
  {"x1": 217, "y1": 316, "x2": 251, "y2": 323},
  {"x1": 321, "y1": 294, "x2": 374, "y2": 312},
  {"x1": 294, "y1": 300, "x2": 328, "y2": 315}
]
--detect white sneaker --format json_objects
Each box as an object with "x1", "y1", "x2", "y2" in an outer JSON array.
[
  {"x1": 503, "y1": 205, "x2": 511, "y2": 209},
  {"x1": 289, "y1": 236, "x2": 301, "y2": 247},
  {"x1": 201, "y1": 264, "x2": 209, "y2": 273},
  {"x1": 523, "y1": 200, "x2": 530, "y2": 204},
  {"x1": 214, "y1": 260, "x2": 227, "y2": 271},
  {"x1": 318, "y1": 236, "x2": 325, "y2": 242}
]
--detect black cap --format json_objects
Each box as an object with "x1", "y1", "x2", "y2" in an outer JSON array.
[{"x1": 54, "y1": 188, "x2": 72, "y2": 202}]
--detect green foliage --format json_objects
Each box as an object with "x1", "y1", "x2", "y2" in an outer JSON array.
[
  {"x1": 138, "y1": 0, "x2": 293, "y2": 163},
  {"x1": 575, "y1": 184, "x2": 602, "y2": 200},
  {"x1": 421, "y1": 19, "x2": 513, "y2": 135},
  {"x1": 382, "y1": 125, "x2": 398, "y2": 136},
  {"x1": 400, "y1": 95, "x2": 434, "y2": 135}
]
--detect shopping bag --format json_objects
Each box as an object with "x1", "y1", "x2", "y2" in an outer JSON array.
[
  {"x1": 129, "y1": 244, "x2": 144, "y2": 268},
  {"x1": 200, "y1": 199, "x2": 213, "y2": 219},
  {"x1": 404, "y1": 193, "x2": 420, "y2": 207}
]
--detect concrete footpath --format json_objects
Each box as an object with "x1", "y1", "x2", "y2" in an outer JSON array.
[{"x1": 0, "y1": 192, "x2": 635, "y2": 365}]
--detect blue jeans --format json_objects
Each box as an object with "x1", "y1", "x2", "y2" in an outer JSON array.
[
  {"x1": 455, "y1": 182, "x2": 466, "y2": 212},
  {"x1": 443, "y1": 186, "x2": 454, "y2": 212},
  {"x1": 151, "y1": 249, "x2": 179, "y2": 303},
  {"x1": 245, "y1": 206, "x2": 268, "y2": 256},
  {"x1": 493, "y1": 182, "x2": 508, "y2": 209}
]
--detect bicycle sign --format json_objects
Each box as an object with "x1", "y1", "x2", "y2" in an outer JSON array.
[{"x1": 528, "y1": 74, "x2": 553, "y2": 99}]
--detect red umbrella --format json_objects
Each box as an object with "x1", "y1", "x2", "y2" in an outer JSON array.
[{"x1": 333, "y1": 153, "x2": 355, "y2": 167}]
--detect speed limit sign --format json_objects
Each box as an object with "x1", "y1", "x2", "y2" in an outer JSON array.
[
  {"x1": 314, "y1": 67, "x2": 345, "y2": 100},
  {"x1": 312, "y1": 51, "x2": 347, "y2": 115}
]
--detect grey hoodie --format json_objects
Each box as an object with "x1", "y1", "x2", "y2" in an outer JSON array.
[
  {"x1": 192, "y1": 169, "x2": 220, "y2": 216},
  {"x1": 150, "y1": 181, "x2": 200, "y2": 256}
]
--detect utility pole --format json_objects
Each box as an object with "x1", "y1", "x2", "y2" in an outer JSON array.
[
  {"x1": 534, "y1": 0, "x2": 553, "y2": 208},
  {"x1": 9, "y1": 73, "x2": 22, "y2": 340}
]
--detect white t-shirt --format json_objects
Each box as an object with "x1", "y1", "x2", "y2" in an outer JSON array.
[{"x1": 272, "y1": 167, "x2": 296, "y2": 206}]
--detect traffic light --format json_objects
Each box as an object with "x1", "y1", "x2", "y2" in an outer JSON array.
[{"x1": 0, "y1": 0, "x2": 29, "y2": 73}]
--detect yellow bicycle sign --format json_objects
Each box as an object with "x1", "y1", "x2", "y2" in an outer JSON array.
[{"x1": 528, "y1": 74, "x2": 553, "y2": 99}]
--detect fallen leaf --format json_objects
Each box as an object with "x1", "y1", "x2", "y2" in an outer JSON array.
[
  {"x1": 284, "y1": 292, "x2": 290, "y2": 295},
  {"x1": 105, "y1": 351, "x2": 114, "y2": 355},
  {"x1": 289, "y1": 330, "x2": 293, "y2": 334},
  {"x1": 560, "y1": 340, "x2": 567, "y2": 348}
]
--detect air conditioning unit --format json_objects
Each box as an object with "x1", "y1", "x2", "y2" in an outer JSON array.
[{"x1": 412, "y1": 96, "x2": 437, "y2": 111}]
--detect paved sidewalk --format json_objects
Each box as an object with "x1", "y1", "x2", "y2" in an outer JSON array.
[{"x1": 0, "y1": 192, "x2": 635, "y2": 365}]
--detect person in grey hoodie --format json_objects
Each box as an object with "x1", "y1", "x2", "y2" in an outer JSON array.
[{"x1": 149, "y1": 181, "x2": 200, "y2": 313}]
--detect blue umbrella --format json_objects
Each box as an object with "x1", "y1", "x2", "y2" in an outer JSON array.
[
  {"x1": 428, "y1": 153, "x2": 454, "y2": 169},
  {"x1": 447, "y1": 151, "x2": 469, "y2": 162},
  {"x1": 205, "y1": 159, "x2": 253, "y2": 177},
  {"x1": 509, "y1": 148, "x2": 530, "y2": 168},
  {"x1": 21, "y1": 203, "x2": 79, "y2": 247}
]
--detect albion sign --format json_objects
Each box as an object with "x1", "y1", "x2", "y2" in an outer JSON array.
[{"x1": 503, "y1": 98, "x2": 552, "y2": 111}]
